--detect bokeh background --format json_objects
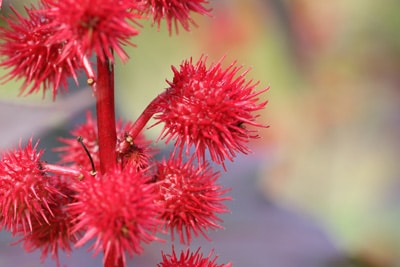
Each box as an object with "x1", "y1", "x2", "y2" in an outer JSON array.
[{"x1": 1, "y1": 0, "x2": 400, "y2": 266}]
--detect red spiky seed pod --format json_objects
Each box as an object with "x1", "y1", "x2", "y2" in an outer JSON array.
[
  {"x1": 0, "y1": 4, "x2": 81, "y2": 99},
  {"x1": 68, "y1": 168, "x2": 162, "y2": 265},
  {"x1": 143, "y1": 0, "x2": 211, "y2": 34},
  {"x1": 0, "y1": 139, "x2": 61, "y2": 234},
  {"x1": 42, "y1": 0, "x2": 142, "y2": 63},
  {"x1": 115, "y1": 120, "x2": 155, "y2": 171},
  {"x1": 56, "y1": 112, "x2": 153, "y2": 172},
  {"x1": 155, "y1": 156, "x2": 230, "y2": 244},
  {"x1": 154, "y1": 56, "x2": 268, "y2": 167},
  {"x1": 158, "y1": 246, "x2": 232, "y2": 267},
  {"x1": 17, "y1": 177, "x2": 79, "y2": 266},
  {"x1": 55, "y1": 112, "x2": 100, "y2": 171}
]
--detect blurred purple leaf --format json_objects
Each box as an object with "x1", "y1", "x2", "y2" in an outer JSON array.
[{"x1": 0, "y1": 88, "x2": 94, "y2": 149}]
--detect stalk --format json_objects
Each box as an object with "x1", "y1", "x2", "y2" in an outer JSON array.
[
  {"x1": 128, "y1": 90, "x2": 167, "y2": 140},
  {"x1": 94, "y1": 54, "x2": 117, "y2": 174},
  {"x1": 41, "y1": 163, "x2": 82, "y2": 178},
  {"x1": 93, "y1": 52, "x2": 121, "y2": 267}
]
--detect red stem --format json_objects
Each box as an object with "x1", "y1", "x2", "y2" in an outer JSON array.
[
  {"x1": 129, "y1": 90, "x2": 166, "y2": 140},
  {"x1": 95, "y1": 56, "x2": 117, "y2": 174},
  {"x1": 94, "y1": 54, "x2": 121, "y2": 267},
  {"x1": 41, "y1": 163, "x2": 81, "y2": 178}
]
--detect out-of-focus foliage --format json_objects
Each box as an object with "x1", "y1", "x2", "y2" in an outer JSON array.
[{"x1": 254, "y1": 0, "x2": 400, "y2": 265}]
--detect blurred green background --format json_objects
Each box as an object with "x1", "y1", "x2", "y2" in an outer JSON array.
[{"x1": 1, "y1": 0, "x2": 400, "y2": 266}]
